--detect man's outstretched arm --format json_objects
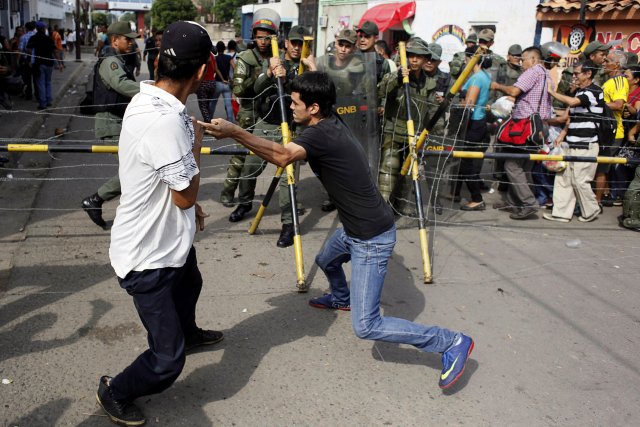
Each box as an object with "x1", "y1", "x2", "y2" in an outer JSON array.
[{"x1": 199, "y1": 119, "x2": 307, "y2": 168}]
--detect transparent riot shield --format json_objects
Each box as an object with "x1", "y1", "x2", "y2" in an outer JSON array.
[{"x1": 318, "y1": 52, "x2": 379, "y2": 182}]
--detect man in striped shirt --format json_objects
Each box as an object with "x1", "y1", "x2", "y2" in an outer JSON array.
[{"x1": 545, "y1": 60, "x2": 603, "y2": 222}]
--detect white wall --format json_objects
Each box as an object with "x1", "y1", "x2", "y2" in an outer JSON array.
[
  {"x1": 316, "y1": 3, "x2": 368, "y2": 55},
  {"x1": 36, "y1": 0, "x2": 65, "y2": 20},
  {"x1": 369, "y1": 0, "x2": 549, "y2": 64},
  {"x1": 242, "y1": 1, "x2": 300, "y2": 25}
]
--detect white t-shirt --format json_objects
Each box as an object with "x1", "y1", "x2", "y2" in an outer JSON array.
[{"x1": 110, "y1": 81, "x2": 199, "y2": 278}]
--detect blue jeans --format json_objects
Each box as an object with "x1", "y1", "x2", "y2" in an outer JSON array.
[
  {"x1": 316, "y1": 225, "x2": 458, "y2": 353},
  {"x1": 531, "y1": 162, "x2": 555, "y2": 205},
  {"x1": 210, "y1": 81, "x2": 235, "y2": 123},
  {"x1": 36, "y1": 64, "x2": 53, "y2": 108}
]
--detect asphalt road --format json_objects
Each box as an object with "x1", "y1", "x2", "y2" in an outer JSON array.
[{"x1": 1, "y1": 56, "x2": 639, "y2": 426}]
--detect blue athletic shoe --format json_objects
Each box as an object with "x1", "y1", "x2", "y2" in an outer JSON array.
[
  {"x1": 439, "y1": 334, "x2": 474, "y2": 389},
  {"x1": 308, "y1": 293, "x2": 350, "y2": 311}
]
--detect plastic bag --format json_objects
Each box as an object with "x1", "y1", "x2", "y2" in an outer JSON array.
[
  {"x1": 542, "y1": 143, "x2": 567, "y2": 173},
  {"x1": 490, "y1": 96, "x2": 515, "y2": 119}
]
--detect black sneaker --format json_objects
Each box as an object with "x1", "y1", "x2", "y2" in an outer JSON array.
[
  {"x1": 613, "y1": 196, "x2": 623, "y2": 207},
  {"x1": 185, "y1": 328, "x2": 224, "y2": 351},
  {"x1": 509, "y1": 206, "x2": 538, "y2": 220},
  {"x1": 601, "y1": 193, "x2": 614, "y2": 207},
  {"x1": 96, "y1": 376, "x2": 146, "y2": 426},
  {"x1": 82, "y1": 193, "x2": 107, "y2": 229}
]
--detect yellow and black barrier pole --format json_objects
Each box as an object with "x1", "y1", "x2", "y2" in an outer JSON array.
[
  {"x1": 420, "y1": 149, "x2": 640, "y2": 166},
  {"x1": 399, "y1": 42, "x2": 432, "y2": 284},
  {"x1": 399, "y1": 46, "x2": 486, "y2": 177},
  {"x1": 0, "y1": 145, "x2": 249, "y2": 156},
  {"x1": 250, "y1": 35, "x2": 315, "y2": 235},
  {"x1": 263, "y1": 37, "x2": 306, "y2": 291},
  {"x1": 297, "y1": 36, "x2": 314, "y2": 74},
  {"x1": 5, "y1": 144, "x2": 637, "y2": 168}
]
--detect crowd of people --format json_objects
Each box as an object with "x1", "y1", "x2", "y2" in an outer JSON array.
[{"x1": 0, "y1": 23, "x2": 74, "y2": 110}]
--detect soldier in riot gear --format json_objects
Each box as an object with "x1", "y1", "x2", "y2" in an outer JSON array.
[
  {"x1": 355, "y1": 20, "x2": 390, "y2": 84},
  {"x1": 231, "y1": 25, "x2": 315, "y2": 248},
  {"x1": 81, "y1": 22, "x2": 140, "y2": 229},
  {"x1": 621, "y1": 165, "x2": 640, "y2": 231},
  {"x1": 316, "y1": 29, "x2": 376, "y2": 212},
  {"x1": 378, "y1": 38, "x2": 449, "y2": 215},
  {"x1": 316, "y1": 29, "x2": 367, "y2": 97},
  {"x1": 220, "y1": 8, "x2": 280, "y2": 212}
]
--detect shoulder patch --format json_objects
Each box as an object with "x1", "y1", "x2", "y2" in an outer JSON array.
[{"x1": 110, "y1": 61, "x2": 119, "y2": 71}]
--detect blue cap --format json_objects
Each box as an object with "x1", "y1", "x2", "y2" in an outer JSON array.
[{"x1": 36, "y1": 21, "x2": 47, "y2": 30}]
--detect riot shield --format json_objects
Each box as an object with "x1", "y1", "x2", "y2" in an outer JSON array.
[{"x1": 319, "y1": 52, "x2": 379, "y2": 182}]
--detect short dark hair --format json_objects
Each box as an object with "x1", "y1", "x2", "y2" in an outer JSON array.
[
  {"x1": 216, "y1": 41, "x2": 226, "y2": 53},
  {"x1": 227, "y1": 40, "x2": 238, "y2": 51},
  {"x1": 290, "y1": 71, "x2": 336, "y2": 118},
  {"x1": 627, "y1": 65, "x2": 640, "y2": 81},
  {"x1": 157, "y1": 55, "x2": 208, "y2": 82},
  {"x1": 25, "y1": 21, "x2": 35, "y2": 31},
  {"x1": 522, "y1": 46, "x2": 542, "y2": 60},
  {"x1": 375, "y1": 40, "x2": 391, "y2": 57},
  {"x1": 578, "y1": 60, "x2": 598, "y2": 80}
]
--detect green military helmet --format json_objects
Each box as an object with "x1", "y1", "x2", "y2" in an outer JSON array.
[
  {"x1": 427, "y1": 43, "x2": 442, "y2": 61},
  {"x1": 466, "y1": 33, "x2": 478, "y2": 45},
  {"x1": 287, "y1": 25, "x2": 310, "y2": 42},
  {"x1": 406, "y1": 37, "x2": 430, "y2": 56},
  {"x1": 252, "y1": 8, "x2": 280, "y2": 35}
]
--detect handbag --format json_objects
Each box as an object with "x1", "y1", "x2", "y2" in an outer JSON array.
[{"x1": 497, "y1": 74, "x2": 547, "y2": 147}]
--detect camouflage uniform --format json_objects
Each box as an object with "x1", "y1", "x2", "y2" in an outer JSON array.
[
  {"x1": 220, "y1": 46, "x2": 267, "y2": 203},
  {"x1": 622, "y1": 165, "x2": 640, "y2": 230},
  {"x1": 378, "y1": 62, "x2": 449, "y2": 211},
  {"x1": 94, "y1": 46, "x2": 139, "y2": 201},
  {"x1": 236, "y1": 55, "x2": 300, "y2": 224}
]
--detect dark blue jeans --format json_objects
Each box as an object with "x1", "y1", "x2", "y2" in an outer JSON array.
[
  {"x1": 531, "y1": 162, "x2": 555, "y2": 205},
  {"x1": 315, "y1": 225, "x2": 458, "y2": 353},
  {"x1": 35, "y1": 64, "x2": 53, "y2": 108},
  {"x1": 110, "y1": 246, "x2": 202, "y2": 403}
]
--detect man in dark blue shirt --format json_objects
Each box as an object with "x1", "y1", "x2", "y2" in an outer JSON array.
[{"x1": 201, "y1": 71, "x2": 474, "y2": 390}]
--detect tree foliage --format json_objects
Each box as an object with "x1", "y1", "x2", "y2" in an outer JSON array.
[
  {"x1": 120, "y1": 12, "x2": 136, "y2": 23},
  {"x1": 151, "y1": 0, "x2": 197, "y2": 31},
  {"x1": 91, "y1": 12, "x2": 108, "y2": 27},
  {"x1": 213, "y1": 0, "x2": 249, "y2": 23}
]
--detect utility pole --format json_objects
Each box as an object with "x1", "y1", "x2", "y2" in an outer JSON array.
[{"x1": 75, "y1": 0, "x2": 81, "y2": 61}]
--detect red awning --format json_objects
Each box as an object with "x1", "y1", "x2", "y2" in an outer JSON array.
[{"x1": 358, "y1": 1, "x2": 416, "y2": 33}]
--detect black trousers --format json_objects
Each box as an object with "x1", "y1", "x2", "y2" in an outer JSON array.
[
  {"x1": 110, "y1": 246, "x2": 203, "y2": 402},
  {"x1": 459, "y1": 118, "x2": 488, "y2": 203}
]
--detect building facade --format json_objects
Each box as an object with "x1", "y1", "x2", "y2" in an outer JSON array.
[{"x1": 537, "y1": 0, "x2": 640, "y2": 55}]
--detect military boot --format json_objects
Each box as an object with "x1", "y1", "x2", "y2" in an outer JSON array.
[{"x1": 81, "y1": 193, "x2": 107, "y2": 229}]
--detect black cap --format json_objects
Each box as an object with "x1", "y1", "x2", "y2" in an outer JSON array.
[{"x1": 160, "y1": 21, "x2": 212, "y2": 61}]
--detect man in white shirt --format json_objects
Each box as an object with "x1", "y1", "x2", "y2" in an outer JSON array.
[{"x1": 96, "y1": 21, "x2": 222, "y2": 427}]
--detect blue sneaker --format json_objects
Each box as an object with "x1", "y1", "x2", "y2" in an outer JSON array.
[
  {"x1": 308, "y1": 293, "x2": 350, "y2": 311},
  {"x1": 439, "y1": 334, "x2": 474, "y2": 389}
]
